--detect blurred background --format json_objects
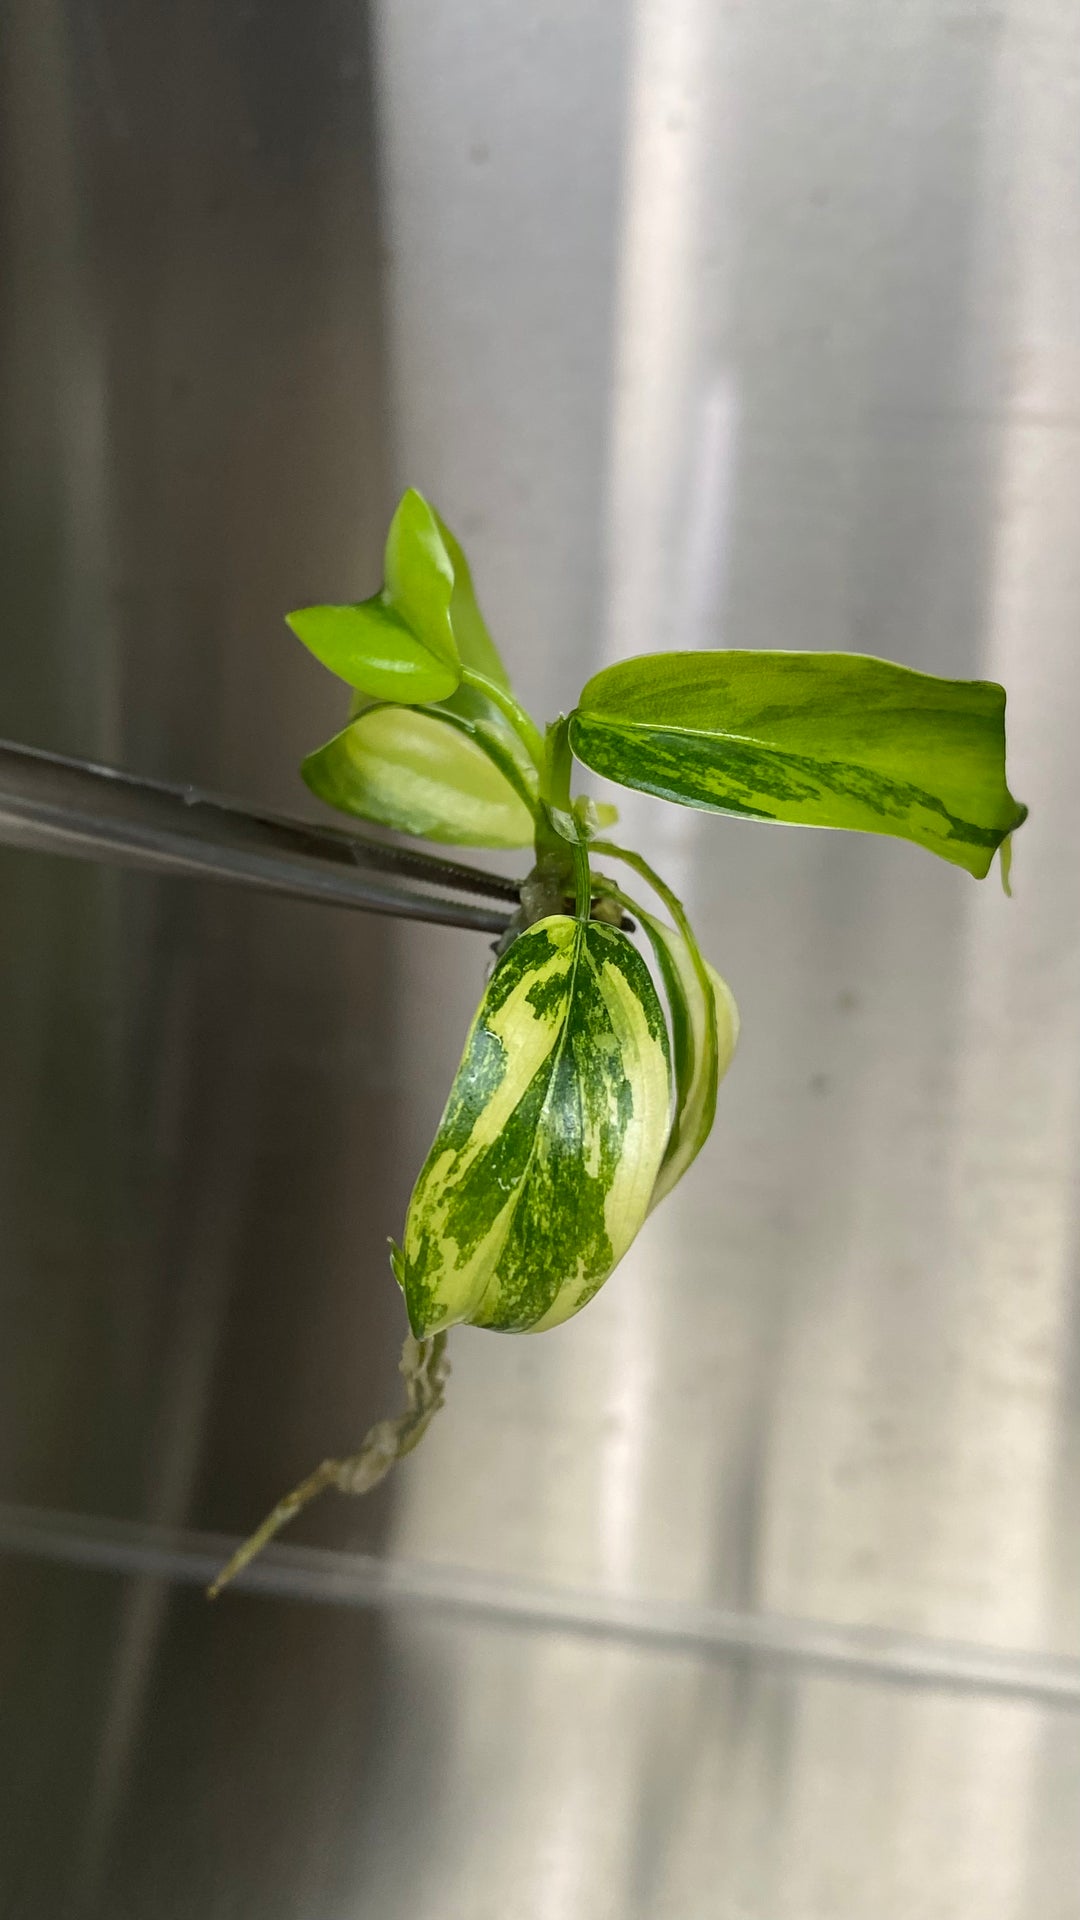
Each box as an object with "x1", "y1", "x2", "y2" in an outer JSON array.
[{"x1": 1, "y1": 2, "x2": 1078, "y2": 1915}]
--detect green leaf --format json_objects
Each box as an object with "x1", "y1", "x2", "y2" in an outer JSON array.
[
  {"x1": 302, "y1": 704, "x2": 536, "y2": 849},
  {"x1": 287, "y1": 490, "x2": 462, "y2": 705},
  {"x1": 396, "y1": 916, "x2": 672, "y2": 1337},
  {"x1": 426, "y1": 506, "x2": 532, "y2": 754},
  {"x1": 381, "y1": 488, "x2": 462, "y2": 679},
  {"x1": 432, "y1": 508, "x2": 512, "y2": 692},
  {"x1": 287, "y1": 597, "x2": 458, "y2": 705},
  {"x1": 570, "y1": 651, "x2": 1027, "y2": 878},
  {"x1": 300, "y1": 497, "x2": 541, "y2": 842}
]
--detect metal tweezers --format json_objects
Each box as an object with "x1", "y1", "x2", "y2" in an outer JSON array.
[{"x1": 0, "y1": 739, "x2": 521, "y2": 935}]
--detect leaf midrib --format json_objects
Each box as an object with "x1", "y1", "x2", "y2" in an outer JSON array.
[{"x1": 471, "y1": 919, "x2": 592, "y2": 1325}]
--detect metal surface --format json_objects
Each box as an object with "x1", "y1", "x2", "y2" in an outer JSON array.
[
  {"x1": 2, "y1": 2, "x2": 1080, "y2": 1917},
  {"x1": 0, "y1": 738, "x2": 519, "y2": 933},
  {"x1": 7, "y1": 1557, "x2": 1079, "y2": 1920},
  {"x1": 8, "y1": 1501, "x2": 1080, "y2": 1710}
]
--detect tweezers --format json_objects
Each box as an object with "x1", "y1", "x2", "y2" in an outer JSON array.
[{"x1": 0, "y1": 739, "x2": 521, "y2": 935}]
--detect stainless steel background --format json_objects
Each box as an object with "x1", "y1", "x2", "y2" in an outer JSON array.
[{"x1": 2, "y1": 2, "x2": 1079, "y2": 1916}]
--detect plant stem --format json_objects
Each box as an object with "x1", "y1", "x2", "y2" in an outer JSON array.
[
  {"x1": 592, "y1": 837, "x2": 714, "y2": 1004},
  {"x1": 460, "y1": 667, "x2": 546, "y2": 775},
  {"x1": 535, "y1": 717, "x2": 592, "y2": 920},
  {"x1": 592, "y1": 841, "x2": 690, "y2": 935},
  {"x1": 542, "y1": 716, "x2": 574, "y2": 812},
  {"x1": 572, "y1": 835, "x2": 592, "y2": 923}
]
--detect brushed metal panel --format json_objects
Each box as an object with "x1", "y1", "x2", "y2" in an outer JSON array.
[
  {"x1": 376, "y1": 0, "x2": 1080, "y2": 1661},
  {"x1": 3, "y1": 1557, "x2": 1080, "y2": 1920},
  {"x1": 0, "y1": 0, "x2": 407, "y2": 1560}
]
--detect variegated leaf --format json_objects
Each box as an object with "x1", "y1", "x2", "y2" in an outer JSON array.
[
  {"x1": 302, "y1": 704, "x2": 536, "y2": 848},
  {"x1": 631, "y1": 902, "x2": 739, "y2": 1208},
  {"x1": 571, "y1": 650, "x2": 1027, "y2": 878},
  {"x1": 395, "y1": 916, "x2": 672, "y2": 1337}
]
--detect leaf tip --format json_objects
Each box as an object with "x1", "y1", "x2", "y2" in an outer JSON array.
[{"x1": 284, "y1": 603, "x2": 318, "y2": 643}]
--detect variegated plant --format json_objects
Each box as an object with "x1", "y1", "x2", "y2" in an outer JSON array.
[{"x1": 209, "y1": 489, "x2": 1026, "y2": 1595}]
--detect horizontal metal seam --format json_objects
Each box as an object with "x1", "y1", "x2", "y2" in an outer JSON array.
[{"x1": 2, "y1": 1503, "x2": 1078, "y2": 1712}]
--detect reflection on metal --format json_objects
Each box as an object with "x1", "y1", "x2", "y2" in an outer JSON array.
[
  {"x1": 0, "y1": 740, "x2": 519, "y2": 934},
  {"x1": 4, "y1": 1500, "x2": 1080, "y2": 1711}
]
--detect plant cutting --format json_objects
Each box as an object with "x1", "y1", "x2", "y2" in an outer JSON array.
[{"x1": 208, "y1": 488, "x2": 1026, "y2": 1595}]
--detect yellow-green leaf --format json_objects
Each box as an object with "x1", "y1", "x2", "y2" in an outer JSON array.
[
  {"x1": 301, "y1": 705, "x2": 536, "y2": 848},
  {"x1": 394, "y1": 916, "x2": 672, "y2": 1337},
  {"x1": 296, "y1": 494, "x2": 538, "y2": 845},
  {"x1": 432, "y1": 508, "x2": 512, "y2": 692},
  {"x1": 287, "y1": 490, "x2": 462, "y2": 705}
]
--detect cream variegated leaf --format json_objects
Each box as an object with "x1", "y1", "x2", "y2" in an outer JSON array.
[
  {"x1": 302, "y1": 704, "x2": 536, "y2": 847},
  {"x1": 394, "y1": 916, "x2": 672, "y2": 1336},
  {"x1": 571, "y1": 651, "x2": 1027, "y2": 879},
  {"x1": 631, "y1": 902, "x2": 739, "y2": 1208},
  {"x1": 590, "y1": 843, "x2": 738, "y2": 1208}
]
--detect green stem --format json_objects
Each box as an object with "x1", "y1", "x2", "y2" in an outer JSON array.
[
  {"x1": 592, "y1": 841, "x2": 684, "y2": 927},
  {"x1": 460, "y1": 667, "x2": 546, "y2": 775},
  {"x1": 572, "y1": 836, "x2": 592, "y2": 923},
  {"x1": 539, "y1": 718, "x2": 591, "y2": 920},
  {"x1": 592, "y1": 840, "x2": 712, "y2": 1000},
  {"x1": 542, "y1": 715, "x2": 574, "y2": 812}
]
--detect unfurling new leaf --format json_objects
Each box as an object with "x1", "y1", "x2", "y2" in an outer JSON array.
[
  {"x1": 294, "y1": 490, "x2": 541, "y2": 845},
  {"x1": 287, "y1": 489, "x2": 464, "y2": 705}
]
